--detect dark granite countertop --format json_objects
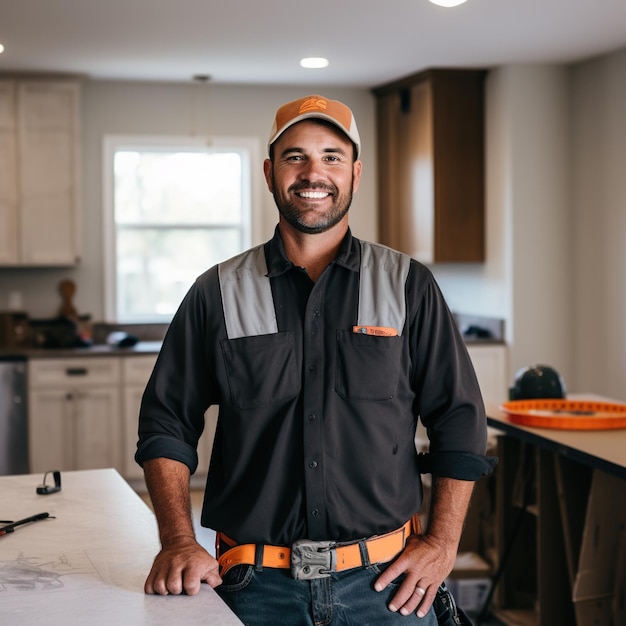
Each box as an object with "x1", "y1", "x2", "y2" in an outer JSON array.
[
  {"x1": 0, "y1": 341, "x2": 162, "y2": 360},
  {"x1": 463, "y1": 337, "x2": 506, "y2": 346},
  {"x1": 0, "y1": 314, "x2": 505, "y2": 359},
  {"x1": 1, "y1": 334, "x2": 504, "y2": 360}
]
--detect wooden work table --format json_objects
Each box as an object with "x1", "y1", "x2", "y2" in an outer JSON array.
[
  {"x1": 487, "y1": 397, "x2": 626, "y2": 480},
  {"x1": 485, "y1": 397, "x2": 626, "y2": 626},
  {"x1": 0, "y1": 469, "x2": 242, "y2": 625}
]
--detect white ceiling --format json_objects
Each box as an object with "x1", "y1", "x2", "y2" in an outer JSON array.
[{"x1": 1, "y1": 0, "x2": 625, "y2": 88}]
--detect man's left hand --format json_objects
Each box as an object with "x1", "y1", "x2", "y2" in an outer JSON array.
[{"x1": 373, "y1": 533, "x2": 456, "y2": 618}]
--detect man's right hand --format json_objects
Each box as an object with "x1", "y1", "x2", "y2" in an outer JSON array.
[{"x1": 144, "y1": 535, "x2": 222, "y2": 595}]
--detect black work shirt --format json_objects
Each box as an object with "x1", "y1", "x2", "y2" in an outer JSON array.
[{"x1": 136, "y1": 227, "x2": 492, "y2": 545}]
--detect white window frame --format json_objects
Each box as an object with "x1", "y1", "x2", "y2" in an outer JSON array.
[{"x1": 102, "y1": 135, "x2": 262, "y2": 322}]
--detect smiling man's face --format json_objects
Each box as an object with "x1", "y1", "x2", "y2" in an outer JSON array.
[{"x1": 264, "y1": 119, "x2": 362, "y2": 235}]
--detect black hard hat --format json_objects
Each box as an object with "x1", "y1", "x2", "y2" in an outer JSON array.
[{"x1": 510, "y1": 365, "x2": 566, "y2": 400}]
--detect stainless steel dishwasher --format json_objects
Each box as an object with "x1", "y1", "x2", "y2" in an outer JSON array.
[{"x1": 0, "y1": 355, "x2": 28, "y2": 475}]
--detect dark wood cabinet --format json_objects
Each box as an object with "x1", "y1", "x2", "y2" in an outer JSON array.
[{"x1": 372, "y1": 69, "x2": 486, "y2": 263}]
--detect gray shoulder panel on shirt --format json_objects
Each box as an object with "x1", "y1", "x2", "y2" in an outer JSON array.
[
  {"x1": 218, "y1": 244, "x2": 278, "y2": 339},
  {"x1": 358, "y1": 241, "x2": 410, "y2": 336},
  {"x1": 218, "y1": 240, "x2": 411, "y2": 339}
]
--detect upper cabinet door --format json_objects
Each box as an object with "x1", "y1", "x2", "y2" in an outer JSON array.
[
  {"x1": 373, "y1": 69, "x2": 486, "y2": 264},
  {"x1": 0, "y1": 81, "x2": 19, "y2": 264},
  {"x1": 17, "y1": 80, "x2": 82, "y2": 266}
]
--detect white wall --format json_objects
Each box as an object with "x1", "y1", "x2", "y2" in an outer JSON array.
[
  {"x1": 439, "y1": 56, "x2": 626, "y2": 401},
  {"x1": 571, "y1": 50, "x2": 626, "y2": 399},
  {"x1": 0, "y1": 82, "x2": 377, "y2": 319},
  {"x1": 505, "y1": 65, "x2": 574, "y2": 389},
  {"x1": 487, "y1": 57, "x2": 626, "y2": 401}
]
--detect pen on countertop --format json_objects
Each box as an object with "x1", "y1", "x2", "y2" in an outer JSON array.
[{"x1": 0, "y1": 512, "x2": 55, "y2": 536}]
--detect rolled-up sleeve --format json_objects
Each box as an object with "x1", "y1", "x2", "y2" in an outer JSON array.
[
  {"x1": 135, "y1": 270, "x2": 220, "y2": 474},
  {"x1": 408, "y1": 263, "x2": 497, "y2": 479}
]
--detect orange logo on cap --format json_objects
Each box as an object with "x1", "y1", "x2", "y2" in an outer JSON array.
[{"x1": 299, "y1": 98, "x2": 327, "y2": 114}]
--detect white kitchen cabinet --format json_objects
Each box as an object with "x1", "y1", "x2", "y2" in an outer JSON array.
[
  {"x1": 28, "y1": 358, "x2": 122, "y2": 473},
  {"x1": 0, "y1": 78, "x2": 82, "y2": 266},
  {"x1": 121, "y1": 355, "x2": 158, "y2": 480},
  {"x1": 0, "y1": 81, "x2": 19, "y2": 264},
  {"x1": 121, "y1": 355, "x2": 217, "y2": 484},
  {"x1": 467, "y1": 344, "x2": 509, "y2": 408},
  {"x1": 27, "y1": 352, "x2": 219, "y2": 483}
]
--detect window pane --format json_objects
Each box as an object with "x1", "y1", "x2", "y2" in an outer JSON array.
[
  {"x1": 107, "y1": 137, "x2": 253, "y2": 323},
  {"x1": 114, "y1": 151, "x2": 242, "y2": 225},
  {"x1": 117, "y1": 228, "x2": 241, "y2": 320}
]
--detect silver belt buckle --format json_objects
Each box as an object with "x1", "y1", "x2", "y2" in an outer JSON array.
[{"x1": 290, "y1": 539, "x2": 336, "y2": 580}]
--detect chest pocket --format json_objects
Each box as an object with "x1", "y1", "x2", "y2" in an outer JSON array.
[
  {"x1": 220, "y1": 332, "x2": 300, "y2": 410},
  {"x1": 219, "y1": 245, "x2": 299, "y2": 410},
  {"x1": 334, "y1": 330, "x2": 403, "y2": 401},
  {"x1": 336, "y1": 242, "x2": 409, "y2": 402},
  {"x1": 218, "y1": 241, "x2": 410, "y2": 408}
]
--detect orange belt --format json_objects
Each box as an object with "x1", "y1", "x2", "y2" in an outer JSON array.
[{"x1": 217, "y1": 518, "x2": 416, "y2": 580}]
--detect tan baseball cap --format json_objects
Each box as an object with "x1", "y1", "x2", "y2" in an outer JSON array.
[{"x1": 268, "y1": 95, "x2": 361, "y2": 159}]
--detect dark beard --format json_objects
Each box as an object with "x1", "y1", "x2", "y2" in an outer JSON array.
[{"x1": 272, "y1": 178, "x2": 354, "y2": 235}]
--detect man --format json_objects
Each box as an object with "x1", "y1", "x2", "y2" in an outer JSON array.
[{"x1": 136, "y1": 94, "x2": 496, "y2": 625}]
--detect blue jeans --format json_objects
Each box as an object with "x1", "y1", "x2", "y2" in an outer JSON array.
[{"x1": 216, "y1": 563, "x2": 439, "y2": 626}]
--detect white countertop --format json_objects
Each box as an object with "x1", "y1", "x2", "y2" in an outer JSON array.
[{"x1": 0, "y1": 469, "x2": 242, "y2": 625}]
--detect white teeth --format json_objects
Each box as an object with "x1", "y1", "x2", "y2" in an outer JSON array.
[{"x1": 298, "y1": 191, "x2": 329, "y2": 199}]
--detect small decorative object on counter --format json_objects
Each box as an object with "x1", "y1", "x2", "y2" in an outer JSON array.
[
  {"x1": 36, "y1": 470, "x2": 62, "y2": 495},
  {"x1": 106, "y1": 331, "x2": 139, "y2": 348},
  {"x1": 509, "y1": 364, "x2": 566, "y2": 400},
  {"x1": 30, "y1": 316, "x2": 91, "y2": 349},
  {"x1": 57, "y1": 279, "x2": 79, "y2": 320},
  {"x1": 0, "y1": 311, "x2": 31, "y2": 348},
  {"x1": 56, "y1": 278, "x2": 93, "y2": 344},
  {"x1": 23, "y1": 279, "x2": 94, "y2": 348}
]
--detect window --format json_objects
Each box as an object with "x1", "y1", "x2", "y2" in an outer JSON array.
[{"x1": 104, "y1": 136, "x2": 259, "y2": 322}]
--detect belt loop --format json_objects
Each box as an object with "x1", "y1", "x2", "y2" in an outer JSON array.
[
  {"x1": 254, "y1": 544, "x2": 265, "y2": 572},
  {"x1": 358, "y1": 539, "x2": 371, "y2": 567},
  {"x1": 411, "y1": 513, "x2": 422, "y2": 536}
]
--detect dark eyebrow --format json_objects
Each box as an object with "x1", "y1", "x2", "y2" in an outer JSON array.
[
  {"x1": 278, "y1": 146, "x2": 304, "y2": 158},
  {"x1": 323, "y1": 147, "x2": 348, "y2": 156},
  {"x1": 278, "y1": 146, "x2": 348, "y2": 159}
]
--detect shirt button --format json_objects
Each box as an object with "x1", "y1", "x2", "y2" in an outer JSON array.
[
  {"x1": 307, "y1": 413, "x2": 317, "y2": 422},
  {"x1": 309, "y1": 365, "x2": 316, "y2": 373},
  {"x1": 311, "y1": 509, "x2": 319, "y2": 517},
  {"x1": 309, "y1": 460, "x2": 318, "y2": 469}
]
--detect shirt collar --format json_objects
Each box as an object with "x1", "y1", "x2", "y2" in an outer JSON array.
[{"x1": 266, "y1": 226, "x2": 361, "y2": 277}]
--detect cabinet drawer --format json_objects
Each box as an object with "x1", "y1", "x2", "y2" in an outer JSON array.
[
  {"x1": 29, "y1": 357, "x2": 121, "y2": 387},
  {"x1": 122, "y1": 355, "x2": 158, "y2": 386}
]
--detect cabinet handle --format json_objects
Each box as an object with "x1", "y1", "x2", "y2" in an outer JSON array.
[{"x1": 66, "y1": 367, "x2": 88, "y2": 376}]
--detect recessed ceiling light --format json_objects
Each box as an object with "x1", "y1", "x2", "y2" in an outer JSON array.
[
  {"x1": 429, "y1": 0, "x2": 468, "y2": 6},
  {"x1": 300, "y1": 57, "x2": 329, "y2": 69},
  {"x1": 0, "y1": 44, "x2": 5, "y2": 54}
]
